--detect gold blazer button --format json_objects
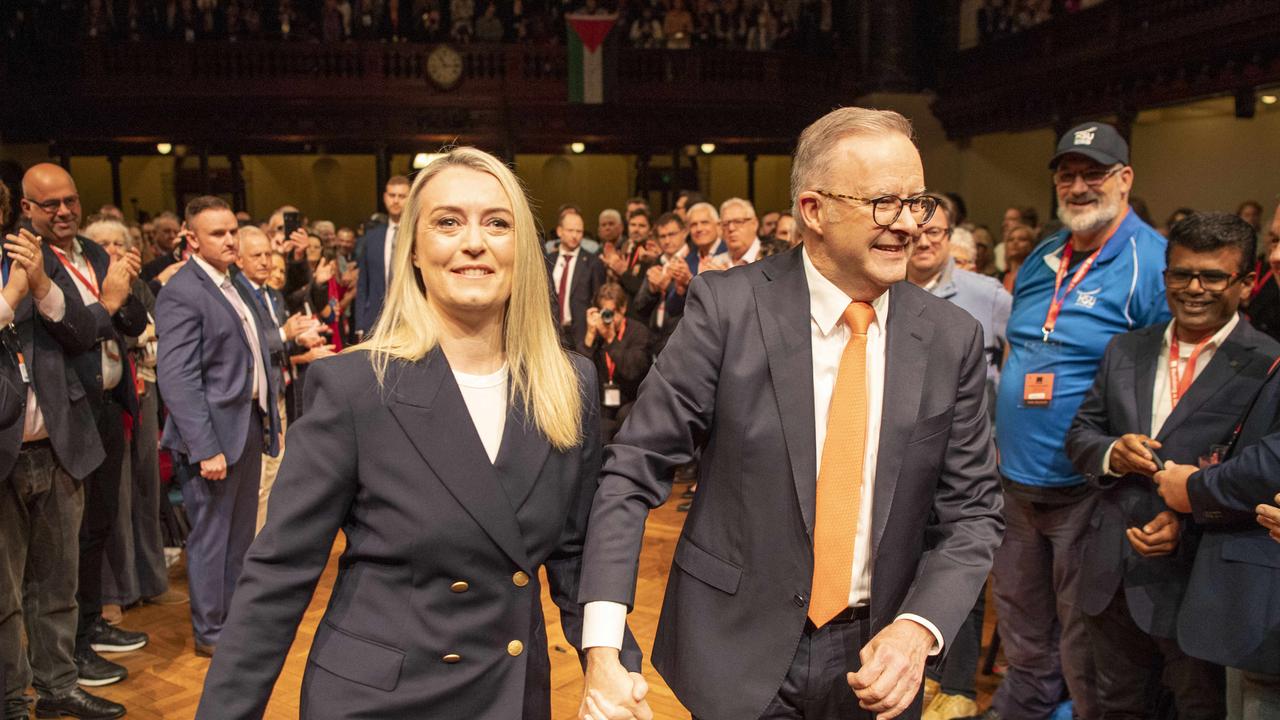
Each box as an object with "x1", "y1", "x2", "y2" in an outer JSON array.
[
  {"x1": 450, "y1": 581, "x2": 469, "y2": 593},
  {"x1": 442, "y1": 653, "x2": 461, "y2": 663},
  {"x1": 507, "y1": 640, "x2": 524, "y2": 657},
  {"x1": 512, "y1": 571, "x2": 530, "y2": 587}
]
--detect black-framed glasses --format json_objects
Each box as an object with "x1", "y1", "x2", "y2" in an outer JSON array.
[
  {"x1": 815, "y1": 190, "x2": 938, "y2": 228},
  {"x1": 1052, "y1": 166, "x2": 1121, "y2": 188},
  {"x1": 720, "y1": 217, "x2": 756, "y2": 231},
  {"x1": 921, "y1": 227, "x2": 952, "y2": 242},
  {"x1": 1164, "y1": 268, "x2": 1242, "y2": 292},
  {"x1": 24, "y1": 194, "x2": 80, "y2": 214}
]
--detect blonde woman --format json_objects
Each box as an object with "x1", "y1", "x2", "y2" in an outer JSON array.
[{"x1": 195, "y1": 148, "x2": 645, "y2": 720}]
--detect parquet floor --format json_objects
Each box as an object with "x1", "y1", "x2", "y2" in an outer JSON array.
[{"x1": 54, "y1": 486, "x2": 999, "y2": 719}]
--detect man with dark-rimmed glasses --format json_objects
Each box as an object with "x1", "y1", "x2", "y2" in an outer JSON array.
[{"x1": 975, "y1": 122, "x2": 1172, "y2": 720}]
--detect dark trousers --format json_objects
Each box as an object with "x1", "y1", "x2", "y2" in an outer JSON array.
[
  {"x1": 1, "y1": 444, "x2": 84, "y2": 719},
  {"x1": 75, "y1": 395, "x2": 126, "y2": 650},
  {"x1": 102, "y1": 381, "x2": 169, "y2": 605},
  {"x1": 1086, "y1": 588, "x2": 1224, "y2": 720},
  {"x1": 991, "y1": 491, "x2": 1100, "y2": 720},
  {"x1": 926, "y1": 580, "x2": 985, "y2": 700},
  {"x1": 179, "y1": 412, "x2": 262, "y2": 646}
]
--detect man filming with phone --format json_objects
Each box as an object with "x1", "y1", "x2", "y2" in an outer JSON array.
[{"x1": 1065, "y1": 212, "x2": 1278, "y2": 719}]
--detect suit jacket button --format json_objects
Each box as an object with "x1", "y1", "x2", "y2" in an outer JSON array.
[
  {"x1": 507, "y1": 640, "x2": 524, "y2": 657},
  {"x1": 450, "y1": 581, "x2": 469, "y2": 593},
  {"x1": 512, "y1": 571, "x2": 530, "y2": 587},
  {"x1": 442, "y1": 653, "x2": 461, "y2": 663},
  {"x1": 793, "y1": 593, "x2": 806, "y2": 608}
]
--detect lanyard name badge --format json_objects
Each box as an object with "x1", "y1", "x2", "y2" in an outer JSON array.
[
  {"x1": 1024, "y1": 241, "x2": 1104, "y2": 407},
  {"x1": 602, "y1": 318, "x2": 627, "y2": 408},
  {"x1": 1168, "y1": 329, "x2": 1214, "y2": 410}
]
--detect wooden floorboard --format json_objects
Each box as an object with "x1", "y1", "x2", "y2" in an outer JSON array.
[{"x1": 69, "y1": 485, "x2": 998, "y2": 718}]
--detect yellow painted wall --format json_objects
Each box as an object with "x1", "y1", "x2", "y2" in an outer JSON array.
[{"x1": 242, "y1": 155, "x2": 378, "y2": 228}]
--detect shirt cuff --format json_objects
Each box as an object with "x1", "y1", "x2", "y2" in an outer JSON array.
[
  {"x1": 896, "y1": 613, "x2": 944, "y2": 657},
  {"x1": 1102, "y1": 440, "x2": 1119, "y2": 476},
  {"x1": 582, "y1": 600, "x2": 627, "y2": 651},
  {"x1": 279, "y1": 327, "x2": 288, "y2": 344},
  {"x1": 36, "y1": 282, "x2": 66, "y2": 322}
]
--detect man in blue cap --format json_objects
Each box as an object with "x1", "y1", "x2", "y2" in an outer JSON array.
[{"x1": 966, "y1": 122, "x2": 1171, "y2": 720}]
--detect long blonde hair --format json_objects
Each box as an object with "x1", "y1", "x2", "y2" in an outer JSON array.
[{"x1": 355, "y1": 147, "x2": 584, "y2": 450}]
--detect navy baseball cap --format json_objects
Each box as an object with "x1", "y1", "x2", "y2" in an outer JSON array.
[{"x1": 1049, "y1": 122, "x2": 1129, "y2": 169}]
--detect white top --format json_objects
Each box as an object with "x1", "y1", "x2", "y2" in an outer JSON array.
[
  {"x1": 581, "y1": 246, "x2": 943, "y2": 654},
  {"x1": 1, "y1": 283, "x2": 66, "y2": 442},
  {"x1": 1103, "y1": 314, "x2": 1240, "y2": 474},
  {"x1": 454, "y1": 364, "x2": 508, "y2": 464},
  {"x1": 732, "y1": 238, "x2": 762, "y2": 266}
]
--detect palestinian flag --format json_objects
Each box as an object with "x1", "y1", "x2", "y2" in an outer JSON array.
[{"x1": 566, "y1": 13, "x2": 618, "y2": 104}]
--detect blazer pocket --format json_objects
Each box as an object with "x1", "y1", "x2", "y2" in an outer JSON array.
[
  {"x1": 673, "y1": 537, "x2": 742, "y2": 595},
  {"x1": 309, "y1": 620, "x2": 405, "y2": 691},
  {"x1": 1221, "y1": 536, "x2": 1280, "y2": 569},
  {"x1": 907, "y1": 407, "x2": 954, "y2": 445}
]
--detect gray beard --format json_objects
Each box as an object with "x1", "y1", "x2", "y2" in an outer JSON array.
[{"x1": 1057, "y1": 197, "x2": 1120, "y2": 235}]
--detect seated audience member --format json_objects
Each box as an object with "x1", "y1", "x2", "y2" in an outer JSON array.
[
  {"x1": 1068, "y1": 212, "x2": 1277, "y2": 720},
  {"x1": 632, "y1": 212, "x2": 694, "y2": 357},
  {"x1": 578, "y1": 283, "x2": 652, "y2": 441}
]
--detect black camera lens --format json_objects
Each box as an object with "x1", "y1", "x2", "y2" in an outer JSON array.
[{"x1": 601, "y1": 308, "x2": 615, "y2": 324}]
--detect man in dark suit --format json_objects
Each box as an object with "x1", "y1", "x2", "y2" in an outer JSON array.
[
  {"x1": 631, "y1": 212, "x2": 695, "y2": 357},
  {"x1": 578, "y1": 107, "x2": 1004, "y2": 720},
  {"x1": 0, "y1": 225, "x2": 125, "y2": 719},
  {"x1": 20, "y1": 163, "x2": 153, "y2": 690},
  {"x1": 354, "y1": 175, "x2": 409, "y2": 335},
  {"x1": 1066, "y1": 212, "x2": 1277, "y2": 719},
  {"x1": 547, "y1": 209, "x2": 606, "y2": 349},
  {"x1": 157, "y1": 195, "x2": 281, "y2": 657}
]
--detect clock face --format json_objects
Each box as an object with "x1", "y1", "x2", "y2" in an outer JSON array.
[{"x1": 427, "y1": 45, "x2": 464, "y2": 90}]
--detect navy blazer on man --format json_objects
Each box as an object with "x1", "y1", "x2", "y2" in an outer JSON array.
[
  {"x1": 579, "y1": 247, "x2": 1004, "y2": 720},
  {"x1": 1066, "y1": 318, "x2": 1280, "y2": 639},
  {"x1": 196, "y1": 349, "x2": 641, "y2": 719},
  {"x1": 1176, "y1": 353, "x2": 1280, "y2": 674},
  {"x1": 545, "y1": 247, "x2": 606, "y2": 348},
  {"x1": 354, "y1": 223, "x2": 391, "y2": 334},
  {"x1": 156, "y1": 259, "x2": 280, "y2": 464}
]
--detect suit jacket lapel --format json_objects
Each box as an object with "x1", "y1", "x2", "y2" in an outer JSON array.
[
  {"x1": 191, "y1": 261, "x2": 251, "y2": 351},
  {"x1": 386, "y1": 352, "x2": 534, "y2": 571},
  {"x1": 754, "y1": 250, "x2": 818, "y2": 540},
  {"x1": 1134, "y1": 328, "x2": 1161, "y2": 437},
  {"x1": 493, "y1": 395, "x2": 552, "y2": 512},
  {"x1": 872, "y1": 285, "x2": 933, "y2": 552},
  {"x1": 1157, "y1": 323, "x2": 1255, "y2": 441}
]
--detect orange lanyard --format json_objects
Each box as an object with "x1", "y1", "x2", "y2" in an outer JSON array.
[
  {"x1": 50, "y1": 245, "x2": 101, "y2": 300},
  {"x1": 1168, "y1": 330, "x2": 1214, "y2": 408},
  {"x1": 1042, "y1": 241, "x2": 1103, "y2": 341},
  {"x1": 603, "y1": 318, "x2": 628, "y2": 384}
]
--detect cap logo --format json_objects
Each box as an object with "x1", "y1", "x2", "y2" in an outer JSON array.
[{"x1": 1074, "y1": 127, "x2": 1097, "y2": 146}]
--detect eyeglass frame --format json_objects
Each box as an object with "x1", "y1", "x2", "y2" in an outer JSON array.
[
  {"x1": 920, "y1": 226, "x2": 953, "y2": 242},
  {"x1": 813, "y1": 190, "x2": 939, "y2": 228},
  {"x1": 23, "y1": 194, "x2": 81, "y2": 214},
  {"x1": 720, "y1": 217, "x2": 757, "y2": 231},
  {"x1": 1163, "y1": 268, "x2": 1246, "y2": 292},
  {"x1": 1051, "y1": 165, "x2": 1122, "y2": 189}
]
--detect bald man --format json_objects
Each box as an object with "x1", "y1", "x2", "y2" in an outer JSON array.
[{"x1": 22, "y1": 164, "x2": 152, "y2": 690}]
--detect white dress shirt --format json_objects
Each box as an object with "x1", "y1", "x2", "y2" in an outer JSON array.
[
  {"x1": 732, "y1": 238, "x2": 762, "y2": 266},
  {"x1": 1, "y1": 283, "x2": 67, "y2": 442},
  {"x1": 582, "y1": 247, "x2": 943, "y2": 654},
  {"x1": 244, "y1": 277, "x2": 288, "y2": 345},
  {"x1": 552, "y1": 249, "x2": 578, "y2": 326},
  {"x1": 61, "y1": 240, "x2": 122, "y2": 391},
  {"x1": 191, "y1": 255, "x2": 270, "y2": 415},
  {"x1": 383, "y1": 220, "x2": 399, "y2": 287},
  {"x1": 454, "y1": 365, "x2": 508, "y2": 464},
  {"x1": 1102, "y1": 315, "x2": 1240, "y2": 475}
]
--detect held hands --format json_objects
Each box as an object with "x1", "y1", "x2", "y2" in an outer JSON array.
[
  {"x1": 1127, "y1": 510, "x2": 1181, "y2": 556},
  {"x1": 1257, "y1": 493, "x2": 1280, "y2": 543},
  {"x1": 199, "y1": 453, "x2": 228, "y2": 481},
  {"x1": 1111, "y1": 434, "x2": 1161, "y2": 477},
  {"x1": 1153, "y1": 462, "x2": 1196, "y2": 513},
  {"x1": 4, "y1": 229, "x2": 51, "y2": 299},
  {"x1": 101, "y1": 248, "x2": 141, "y2": 314},
  {"x1": 580, "y1": 648, "x2": 652, "y2": 720},
  {"x1": 847, "y1": 619, "x2": 934, "y2": 720}
]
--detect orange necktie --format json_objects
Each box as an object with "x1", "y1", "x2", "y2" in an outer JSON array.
[{"x1": 809, "y1": 301, "x2": 875, "y2": 627}]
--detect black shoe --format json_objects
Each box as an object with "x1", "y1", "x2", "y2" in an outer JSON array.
[
  {"x1": 36, "y1": 686, "x2": 126, "y2": 718},
  {"x1": 681, "y1": 489, "x2": 695, "y2": 499},
  {"x1": 74, "y1": 648, "x2": 127, "y2": 687},
  {"x1": 677, "y1": 502, "x2": 692, "y2": 512},
  {"x1": 88, "y1": 618, "x2": 147, "y2": 653}
]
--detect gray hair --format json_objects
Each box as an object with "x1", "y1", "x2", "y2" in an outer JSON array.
[
  {"x1": 790, "y1": 107, "x2": 915, "y2": 234},
  {"x1": 599, "y1": 208, "x2": 622, "y2": 223},
  {"x1": 687, "y1": 201, "x2": 719, "y2": 223},
  {"x1": 82, "y1": 218, "x2": 133, "y2": 250},
  {"x1": 719, "y1": 197, "x2": 756, "y2": 219},
  {"x1": 950, "y1": 226, "x2": 976, "y2": 256}
]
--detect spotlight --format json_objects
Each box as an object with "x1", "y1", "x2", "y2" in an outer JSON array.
[
  {"x1": 156, "y1": 143, "x2": 173, "y2": 155},
  {"x1": 570, "y1": 142, "x2": 586, "y2": 154},
  {"x1": 700, "y1": 143, "x2": 716, "y2": 154},
  {"x1": 1263, "y1": 95, "x2": 1278, "y2": 105},
  {"x1": 413, "y1": 153, "x2": 444, "y2": 169}
]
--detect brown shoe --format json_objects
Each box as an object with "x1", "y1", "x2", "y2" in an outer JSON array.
[
  {"x1": 145, "y1": 589, "x2": 189, "y2": 605},
  {"x1": 101, "y1": 604, "x2": 123, "y2": 626},
  {"x1": 194, "y1": 641, "x2": 216, "y2": 658}
]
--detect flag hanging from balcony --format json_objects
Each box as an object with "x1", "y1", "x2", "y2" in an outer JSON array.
[{"x1": 566, "y1": 13, "x2": 618, "y2": 104}]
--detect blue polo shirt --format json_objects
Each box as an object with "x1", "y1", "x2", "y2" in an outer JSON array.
[{"x1": 996, "y1": 209, "x2": 1171, "y2": 488}]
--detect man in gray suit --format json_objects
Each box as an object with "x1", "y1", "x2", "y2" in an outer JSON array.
[
  {"x1": 157, "y1": 196, "x2": 280, "y2": 657},
  {"x1": 577, "y1": 107, "x2": 1004, "y2": 720}
]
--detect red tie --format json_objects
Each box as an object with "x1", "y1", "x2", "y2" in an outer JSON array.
[{"x1": 557, "y1": 253, "x2": 573, "y2": 324}]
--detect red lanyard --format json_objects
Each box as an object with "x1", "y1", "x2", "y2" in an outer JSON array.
[
  {"x1": 1041, "y1": 241, "x2": 1103, "y2": 341},
  {"x1": 50, "y1": 245, "x2": 101, "y2": 300},
  {"x1": 603, "y1": 318, "x2": 628, "y2": 384},
  {"x1": 1168, "y1": 329, "x2": 1215, "y2": 408}
]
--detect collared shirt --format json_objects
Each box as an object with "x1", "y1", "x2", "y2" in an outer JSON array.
[
  {"x1": 62, "y1": 239, "x2": 122, "y2": 391},
  {"x1": 0, "y1": 283, "x2": 67, "y2": 442},
  {"x1": 243, "y1": 276, "x2": 288, "y2": 344},
  {"x1": 1102, "y1": 314, "x2": 1240, "y2": 474},
  {"x1": 732, "y1": 238, "x2": 762, "y2": 266},
  {"x1": 553, "y1": 249, "x2": 578, "y2": 325},
  {"x1": 582, "y1": 247, "x2": 943, "y2": 654},
  {"x1": 382, "y1": 220, "x2": 399, "y2": 287},
  {"x1": 191, "y1": 255, "x2": 269, "y2": 415}
]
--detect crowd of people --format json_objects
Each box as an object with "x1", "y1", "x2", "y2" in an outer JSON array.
[
  {"x1": 3, "y1": 0, "x2": 839, "y2": 50},
  {"x1": 2, "y1": 113, "x2": 1280, "y2": 720}
]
